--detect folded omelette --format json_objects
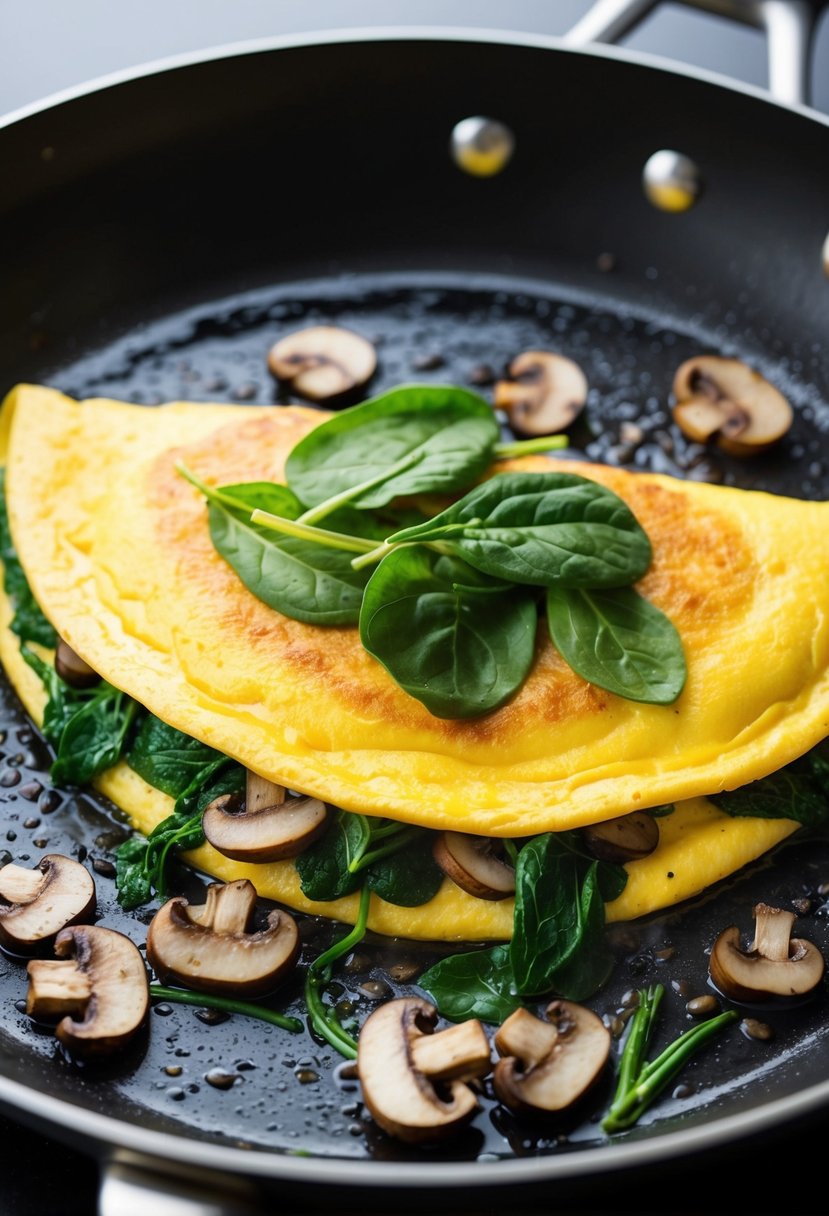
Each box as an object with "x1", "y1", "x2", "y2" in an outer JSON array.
[{"x1": 1, "y1": 382, "x2": 817, "y2": 939}]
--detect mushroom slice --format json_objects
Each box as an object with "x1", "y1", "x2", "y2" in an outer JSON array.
[
  {"x1": 672, "y1": 356, "x2": 793, "y2": 456},
  {"x1": 493, "y1": 1000, "x2": 610, "y2": 1114},
  {"x1": 267, "y1": 325, "x2": 377, "y2": 402},
  {"x1": 202, "y1": 771, "x2": 328, "y2": 863},
  {"x1": 357, "y1": 996, "x2": 491, "y2": 1144},
  {"x1": 26, "y1": 924, "x2": 149, "y2": 1058},
  {"x1": 54, "y1": 638, "x2": 100, "y2": 689},
  {"x1": 581, "y1": 811, "x2": 659, "y2": 865},
  {"x1": 146, "y1": 878, "x2": 299, "y2": 998},
  {"x1": 494, "y1": 351, "x2": 588, "y2": 437},
  {"x1": 0, "y1": 855, "x2": 96, "y2": 954},
  {"x1": 432, "y1": 832, "x2": 515, "y2": 900},
  {"x1": 709, "y1": 902, "x2": 825, "y2": 1002}
]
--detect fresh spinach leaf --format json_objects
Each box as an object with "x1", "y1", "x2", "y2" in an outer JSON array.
[
  {"x1": 20, "y1": 645, "x2": 82, "y2": 745},
  {"x1": 285, "y1": 384, "x2": 500, "y2": 509},
  {"x1": 510, "y1": 833, "x2": 618, "y2": 1000},
  {"x1": 359, "y1": 546, "x2": 537, "y2": 718},
  {"x1": 386, "y1": 472, "x2": 652, "y2": 588},
  {"x1": 128, "y1": 714, "x2": 226, "y2": 798},
  {"x1": 418, "y1": 944, "x2": 522, "y2": 1023},
  {"x1": 0, "y1": 470, "x2": 56, "y2": 647},
  {"x1": 365, "y1": 834, "x2": 444, "y2": 906},
  {"x1": 206, "y1": 481, "x2": 373, "y2": 626},
  {"x1": 114, "y1": 836, "x2": 153, "y2": 911},
  {"x1": 546, "y1": 584, "x2": 687, "y2": 705}
]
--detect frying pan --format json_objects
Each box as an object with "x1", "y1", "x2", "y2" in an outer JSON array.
[{"x1": 1, "y1": 0, "x2": 829, "y2": 1210}]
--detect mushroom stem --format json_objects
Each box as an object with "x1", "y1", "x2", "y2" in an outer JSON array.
[
  {"x1": 26, "y1": 959, "x2": 92, "y2": 1018},
  {"x1": 493, "y1": 1007, "x2": 559, "y2": 1068},
  {"x1": 410, "y1": 1019, "x2": 491, "y2": 1082},
  {"x1": 751, "y1": 903, "x2": 796, "y2": 962},
  {"x1": 246, "y1": 772, "x2": 285, "y2": 813}
]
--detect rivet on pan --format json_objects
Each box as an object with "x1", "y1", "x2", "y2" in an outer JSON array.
[
  {"x1": 642, "y1": 150, "x2": 703, "y2": 213},
  {"x1": 450, "y1": 116, "x2": 515, "y2": 177},
  {"x1": 822, "y1": 229, "x2": 829, "y2": 278}
]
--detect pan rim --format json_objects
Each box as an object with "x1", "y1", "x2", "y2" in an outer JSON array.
[
  {"x1": 1, "y1": 1066, "x2": 829, "y2": 1186},
  {"x1": 2, "y1": 18, "x2": 829, "y2": 1191},
  {"x1": 1, "y1": 23, "x2": 828, "y2": 134}
]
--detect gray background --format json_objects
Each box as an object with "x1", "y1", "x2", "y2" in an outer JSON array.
[{"x1": 1, "y1": 0, "x2": 829, "y2": 118}]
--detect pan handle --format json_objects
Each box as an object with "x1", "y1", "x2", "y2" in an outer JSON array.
[
  {"x1": 98, "y1": 1157, "x2": 263, "y2": 1216},
  {"x1": 563, "y1": 0, "x2": 819, "y2": 106}
]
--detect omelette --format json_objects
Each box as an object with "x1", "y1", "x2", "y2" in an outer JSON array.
[{"x1": 0, "y1": 382, "x2": 817, "y2": 941}]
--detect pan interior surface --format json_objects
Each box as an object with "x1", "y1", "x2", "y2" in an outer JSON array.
[{"x1": 0, "y1": 270, "x2": 828, "y2": 1184}]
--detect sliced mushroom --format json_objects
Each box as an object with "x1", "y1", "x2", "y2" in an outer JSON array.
[
  {"x1": 494, "y1": 351, "x2": 588, "y2": 436},
  {"x1": 54, "y1": 638, "x2": 100, "y2": 689},
  {"x1": 267, "y1": 325, "x2": 377, "y2": 402},
  {"x1": 26, "y1": 924, "x2": 149, "y2": 1057},
  {"x1": 202, "y1": 771, "x2": 328, "y2": 863},
  {"x1": 357, "y1": 996, "x2": 491, "y2": 1143},
  {"x1": 146, "y1": 878, "x2": 299, "y2": 997},
  {"x1": 0, "y1": 855, "x2": 96, "y2": 954},
  {"x1": 581, "y1": 811, "x2": 659, "y2": 865},
  {"x1": 709, "y1": 902, "x2": 825, "y2": 1002},
  {"x1": 493, "y1": 1000, "x2": 610, "y2": 1114},
  {"x1": 432, "y1": 832, "x2": 515, "y2": 900},
  {"x1": 672, "y1": 356, "x2": 793, "y2": 456}
]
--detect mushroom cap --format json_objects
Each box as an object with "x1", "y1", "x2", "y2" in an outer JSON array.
[
  {"x1": 581, "y1": 811, "x2": 659, "y2": 865},
  {"x1": 54, "y1": 638, "x2": 100, "y2": 689},
  {"x1": 202, "y1": 792, "x2": 328, "y2": 863},
  {"x1": 28, "y1": 924, "x2": 149, "y2": 1058},
  {"x1": 357, "y1": 997, "x2": 490, "y2": 1144},
  {"x1": 709, "y1": 903, "x2": 825, "y2": 1002},
  {"x1": 267, "y1": 325, "x2": 377, "y2": 403},
  {"x1": 494, "y1": 351, "x2": 588, "y2": 437},
  {"x1": 0, "y1": 855, "x2": 96, "y2": 954},
  {"x1": 146, "y1": 879, "x2": 300, "y2": 997},
  {"x1": 493, "y1": 1000, "x2": 610, "y2": 1114},
  {"x1": 432, "y1": 832, "x2": 515, "y2": 900},
  {"x1": 672, "y1": 356, "x2": 793, "y2": 455}
]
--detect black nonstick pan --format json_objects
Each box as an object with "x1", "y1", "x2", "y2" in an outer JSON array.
[{"x1": 1, "y1": 2, "x2": 829, "y2": 1211}]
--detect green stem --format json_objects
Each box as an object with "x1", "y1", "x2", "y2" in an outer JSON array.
[
  {"x1": 503, "y1": 839, "x2": 519, "y2": 868},
  {"x1": 250, "y1": 509, "x2": 375, "y2": 554},
  {"x1": 494, "y1": 436, "x2": 569, "y2": 458},
  {"x1": 348, "y1": 827, "x2": 421, "y2": 874},
  {"x1": 602, "y1": 1006, "x2": 738, "y2": 1133},
  {"x1": 305, "y1": 886, "x2": 372, "y2": 1059},
  {"x1": 149, "y1": 985, "x2": 303, "y2": 1034},
  {"x1": 176, "y1": 462, "x2": 258, "y2": 515},
  {"x1": 296, "y1": 450, "x2": 424, "y2": 525},
  {"x1": 350, "y1": 539, "x2": 396, "y2": 570}
]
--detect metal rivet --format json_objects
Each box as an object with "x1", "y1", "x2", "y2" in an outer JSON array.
[
  {"x1": 643, "y1": 150, "x2": 703, "y2": 213},
  {"x1": 450, "y1": 116, "x2": 515, "y2": 177},
  {"x1": 822, "y1": 229, "x2": 829, "y2": 278}
]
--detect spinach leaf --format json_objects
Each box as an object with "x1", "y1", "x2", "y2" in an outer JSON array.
[
  {"x1": 510, "y1": 833, "x2": 619, "y2": 1000},
  {"x1": 708, "y1": 746, "x2": 829, "y2": 828},
  {"x1": 387, "y1": 472, "x2": 652, "y2": 588},
  {"x1": 115, "y1": 757, "x2": 244, "y2": 908},
  {"x1": 21, "y1": 645, "x2": 138, "y2": 784},
  {"x1": 128, "y1": 714, "x2": 226, "y2": 798},
  {"x1": 285, "y1": 384, "x2": 500, "y2": 509},
  {"x1": 418, "y1": 944, "x2": 522, "y2": 1023},
  {"x1": 365, "y1": 834, "x2": 444, "y2": 906},
  {"x1": 359, "y1": 546, "x2": 537, "y2": 718},
  {"x1": 295, "y1": 812, "x2": 363, "y2": 902},
  {"x1": 0, "y1": 469, "x2": 56, "y2": 647},
  {"x1": 546, "y1": 584, "x2": 687, "y2": 705},
  {"x1": 207, "y1": 481, "x2": 373, "y2": 626}
]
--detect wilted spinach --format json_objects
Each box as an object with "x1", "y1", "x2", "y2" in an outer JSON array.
[
  {"x1": 21, "y1": 645, "x2": 138, "y2": 784},
  {"x1": 709, "y1": 741, "x2": 829, "y2": 828},
  {"x1": 0, "y1": 470, "x2": 56, "y2": 647}
]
